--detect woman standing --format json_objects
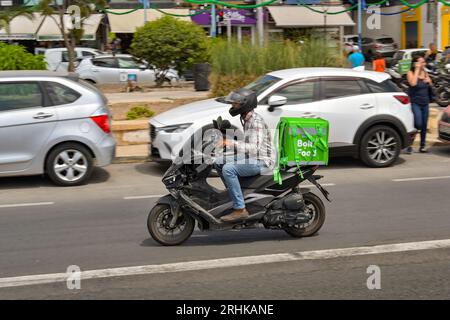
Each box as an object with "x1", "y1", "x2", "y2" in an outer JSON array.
[{"x1": 407, "y1": 55, "x2": 433, "y2": 153}]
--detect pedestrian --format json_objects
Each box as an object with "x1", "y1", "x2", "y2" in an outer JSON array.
[
  {"x1": 372, "y1": 52, "x2": 386, "y2": 72},
  {"x1": 348, "y1": 45, "x2": 365, "y2": 70},
  {"x1": 406, "y1": 55, "x2": 433, "y2": 153},
  {"x1": 425, "y1": 43, "x2": 439, "y2": 63}
]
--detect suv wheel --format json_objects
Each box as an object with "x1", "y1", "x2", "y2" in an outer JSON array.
[
  {"x1": 359, "y1": 125, "x2": 401, "y2": 168},
  {"x1": 46, "y1": 143, "x2": 94, "y2": 186}
]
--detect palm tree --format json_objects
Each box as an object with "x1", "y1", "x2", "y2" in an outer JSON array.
[{"x1": 0, "y1": 7, "x2": 35, "y2": 39}]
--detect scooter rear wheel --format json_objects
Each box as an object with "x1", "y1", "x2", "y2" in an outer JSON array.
[
  {"x1": 147, "y1": 205, "x2": 195, "y2": 246},
  {"x1": 284, "y1": 192, "x2": 326, "y2": 238}
]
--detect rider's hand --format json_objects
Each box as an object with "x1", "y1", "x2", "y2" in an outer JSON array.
[{"x1": 217, "y1": 139, "x2": 233, "y2": 147}]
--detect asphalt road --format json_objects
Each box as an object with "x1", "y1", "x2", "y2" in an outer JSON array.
[{"x1": 0, "y1": 147, "x2": 449, "y2": 299}]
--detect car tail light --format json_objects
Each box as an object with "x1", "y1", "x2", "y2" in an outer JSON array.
[
  {"x1": 394, "y1": 95, "x2": 410, "y2": 105},
  {"x1": 91, "y1": 114, "x2": 110, "y2": 133}
]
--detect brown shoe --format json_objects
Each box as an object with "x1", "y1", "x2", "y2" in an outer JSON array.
[{"x1": 221, "y1": 208, "x2": 249, "y2": 222}]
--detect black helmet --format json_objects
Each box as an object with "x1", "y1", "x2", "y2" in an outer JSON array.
[{"x1": 224, "y1": 88, "x2": 257, "y2": 117}]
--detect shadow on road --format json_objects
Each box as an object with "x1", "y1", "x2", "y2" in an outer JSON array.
[
  {"x1": 140, "y1": 229, "x2": 320, "y2": 247},
  {"x1": 134, "y1": 162, "x2": 170, "y2": 176},
  {"x1": 0, "y1": 167, "x2": 111, "y2": 190}
]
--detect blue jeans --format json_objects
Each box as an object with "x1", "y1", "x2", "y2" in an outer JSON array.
[
  {"x1": 214, "y1": 157, "x2": 266, "y2": 210},
  {"x1": 411, "y1": 103, "x2": 429, "y2": 148}
]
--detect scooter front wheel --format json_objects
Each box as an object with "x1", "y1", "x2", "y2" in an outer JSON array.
[
  {"x1": 283, "y1": 192, "x2": 326, "y2": 238},
  {"x1": 147, "y1": 205, "x2": 195, "y2": 246}
]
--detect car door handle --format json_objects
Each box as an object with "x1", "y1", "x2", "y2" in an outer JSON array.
[
  {"x1": 360, "y1": 104, "x2": 375, "y2": 110},
  {"x1": 91, "y1": 68, "x2": 99, "y2": 72},
  {"x1": 33, "y1": 112, "x2": 54, "y2": 119}
]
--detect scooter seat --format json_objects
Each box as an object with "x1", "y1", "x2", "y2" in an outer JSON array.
[{"x1": 239, "y1": 174, "x2": 275, "y2": 189}]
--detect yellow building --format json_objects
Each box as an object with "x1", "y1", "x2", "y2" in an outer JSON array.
[{"x1": 441, "y1": 5, "x2": 450, "y2": 48}]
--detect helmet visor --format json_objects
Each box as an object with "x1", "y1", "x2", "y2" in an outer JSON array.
[{"x1": 224, "y1": 91, "x2": 244, "y2": 104}]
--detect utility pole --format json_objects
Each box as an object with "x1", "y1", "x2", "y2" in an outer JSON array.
[
  {"x1": 357, "y1": 0, "x2": 362, "y2": 50},
  {"x1": 256, "y1": 0, "x2": 264, "y2": 46},
  {"x1": 210, "y1": 4, "x2": 216, "y2": 38},
  {"x1": 143, "y1": 0, "x2": 149, "y2": 24}
]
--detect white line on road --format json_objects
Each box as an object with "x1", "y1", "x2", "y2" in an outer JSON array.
[
  {"x1": 392, "y1": 175, "x2": 450, "y2": 182},
  {"x1": 1, "y1": 238, "x2": 450, "y2": 289},
  {"x1": 0, "y1": 202, "x2": 54, "y2": 209},
  {"x1": 123, "y1": 195, "x2": 165, "y2": 200}
]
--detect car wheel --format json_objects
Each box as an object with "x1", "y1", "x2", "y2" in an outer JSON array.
[
  {"x1": 46, "y1": 143, "x2": 94, "y2": 186},
  {"x1": 359, "y1": 125, "x2": 401, "y2": 168}
]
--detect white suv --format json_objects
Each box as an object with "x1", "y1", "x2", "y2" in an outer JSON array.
[{"x1": 149, "y1": 68, "x2": 416, "y2": 168}]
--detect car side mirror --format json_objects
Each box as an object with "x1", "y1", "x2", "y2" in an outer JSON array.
[
  {"x1": 268, "y1": 95, "x2": 287, "y2": 112},
  {"x1": 139, "y1": 64, "x2": 147, "y2": 70}
]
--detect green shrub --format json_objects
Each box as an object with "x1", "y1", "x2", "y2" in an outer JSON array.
[
  {"x1": 0, "y1": 43, "x2": 46, "y2": 70},
  {"x1": 209, "y1": 37, "x2": 344, "y2": 97},
  {"x1": 126, "y1": 106, "x2": 155, "y2": 120},
  {"x1": 131, "y1": 16, "x2": 210, "y2": 86}
]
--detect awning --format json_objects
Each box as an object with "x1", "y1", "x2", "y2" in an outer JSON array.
[
  {"x1": 0, "y1": 13, "x2": 45, "y2": 40},
  {"x1": 267, "y1": 6, "x2": 355, "y2": 28},
  {"x1": 36, "y1": 14, "x2": 103, "y2": 41},
  {"x1": 107, "y1": 9, "x2": 191, "y2": 33}
]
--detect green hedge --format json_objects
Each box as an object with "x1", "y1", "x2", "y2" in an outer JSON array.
[
  {"x1": 210, "y1": 38, "x2": 345, "y2": 97},
  {"x1": 0, "y1": 43, "x2": 46, "y2": 70}
]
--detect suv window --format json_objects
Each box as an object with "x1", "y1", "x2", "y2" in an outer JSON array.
[
  {"x1": 92, "y1": 57, "x2": 117, "y2": 68},
  {"x1": 272, "y1": 80, "x2": 317, "y2": 105},
  {"x1": 44, "y1": 81, "x2": 81, "y2": 106},
  {"x1": 322, "y1": 79, "x2": 363, "y2": 99},
  {"x1": 118, "y1": 57, "x2": 142, "y2": 69},
  {"x1": 0, "y1": 82, "x2": 43, "y2": 111},
  {"x1": 365, "y1": 79, "x2": 401, "y2": 93},
  {"x1": 82, "y1": 51, "x2": 96, "y2": 57},
  {"x1": 62, "y1": 51, "x2": 69, "y2": 62},
  {"x1": 376, "y1": 38, "x2": 394, "y2": 44}
]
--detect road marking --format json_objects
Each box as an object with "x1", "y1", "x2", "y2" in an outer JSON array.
[
  {"x1": 1, "y1": 238, "x2": 450, "y2": 289},
  {"x1": 0, "y1": 202, "x2": 54, "y2": 209},
  {"x1": 123, "y1": 195, "x2": 165, "y2": 200},
  {"x1": 392, "y1": 175, "x2": 450, "y2": 182}
]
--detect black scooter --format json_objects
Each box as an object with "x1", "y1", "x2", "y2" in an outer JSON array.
[{"x1": 147, "y1": 118, "x2": 331, "y2": 246}]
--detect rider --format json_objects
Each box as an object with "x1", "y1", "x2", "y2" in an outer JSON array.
[{"x1": 214, "y1": 88, "x2": 275, "y2": 222}]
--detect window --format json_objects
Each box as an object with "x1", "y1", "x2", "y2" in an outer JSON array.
[
  {"x1": 0, "y1": 82, "x2": 43, "y2": 112},
  {"x1": 82, "y1": 51, "x2": 96, "y2": 57},
  {"x1": 322, "y1": 79, "x2": 363, "y2": 99},
  {"x1": 365, "y1": 79, "x2": 401, "y2": 93},
  {"x1": 118, "y1": 57, "x2": 142, "y2": 69},
  {"x1": 273, "y1": 81, "x2": 316, "y2": 105},
  {"x1": 376, "y1": 37, "x2": 394, "y2": 44},
  {"x1": 44, "y1": 82, "x2": 81, "y2": 106},
  {"x1": 244, "y1": 75, "x2": 281, "y2": 97},
  {"x1": 92, "y1": 58, "x2": 117, "y2": 68},
  {"x1": 62, "y1": 51, "x2": 69, "y2": 62}
]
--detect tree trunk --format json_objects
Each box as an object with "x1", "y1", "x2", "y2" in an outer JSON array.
[{"x1": 59, "y1": 9, "x2": 75, "y2": 72}]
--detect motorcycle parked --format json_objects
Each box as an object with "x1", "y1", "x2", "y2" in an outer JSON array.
[
  {"x1": 386, "y1": 62, "x2": 450, "y2": 107},
  {"x1": 147, "y1": 118, "x2": 330, "y2": 246}
]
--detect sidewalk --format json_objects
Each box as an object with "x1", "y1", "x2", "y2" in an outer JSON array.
[{"x1": 105, "y1": 89, "x2": 210, "y2": 104}]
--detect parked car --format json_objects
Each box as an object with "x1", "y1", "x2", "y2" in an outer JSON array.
[
  {"x1": 0, "y1": 71, "x2": 116, "y2": 186},
  {"x1": 344, "y1": 35, "x2": 398, "y2": 61},
  {"x1": 438, "y1": 105, "x2": 450, "y2": 143},
  {"x1": 149, "y1": 68, "x2": 416, "y2": 168},
  {"x1": 37, "y1": 47, "x2": 104, "y2": 72},
  {"x1": 76, "y1": 54, "x2": 179, "y2": 85}
]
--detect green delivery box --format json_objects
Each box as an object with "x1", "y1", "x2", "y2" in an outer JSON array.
[
  {"x1": 398, "y1": 59, "x2": 411, "y2": 75},
  {"x1": 273, "y1": 117, "x2": 329, "y2": 184}
]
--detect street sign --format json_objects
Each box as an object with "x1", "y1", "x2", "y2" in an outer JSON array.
[{"x1": 0, "y1": 0, "x2": 13, "y2": 6}]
